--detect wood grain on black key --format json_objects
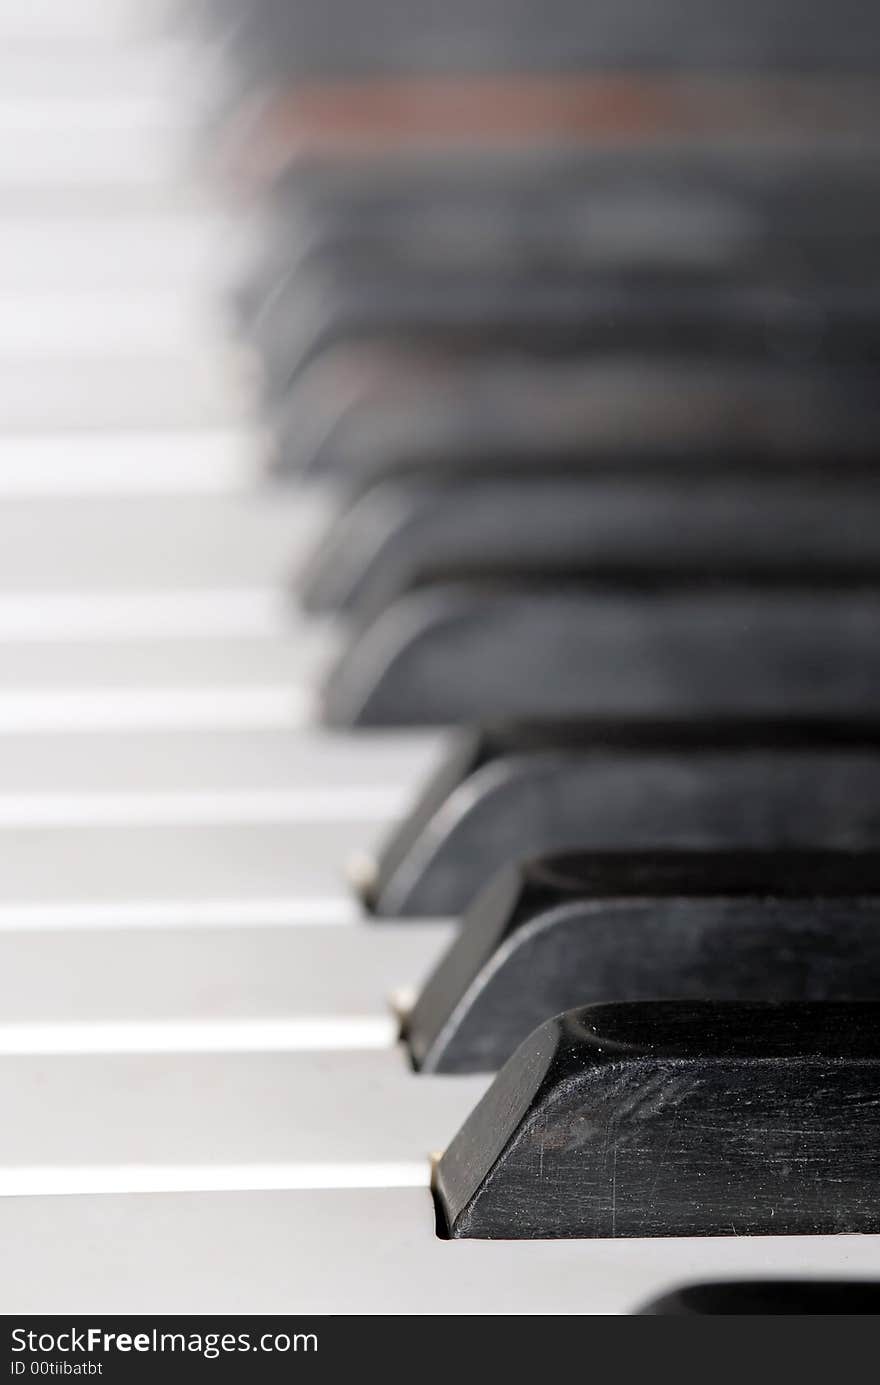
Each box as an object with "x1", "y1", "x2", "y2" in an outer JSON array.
[
  {"x1": 434, "y1": 1001, "x2": 880, "y2": 1238},
  {"x1": 407, "y1": 851, "x2": 880, "y2": 1072}
]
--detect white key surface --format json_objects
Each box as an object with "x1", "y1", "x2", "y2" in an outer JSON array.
[
  {"x1": 0, "y1": 820, "x2": 384, "y2": 925},
  {"x1": 0, "y1": 728, "x2": 445, "y2": 819},
  {"x1": 0, "y1": 921, "x2": 453, "y2": 1045},
  {"x1": 0, "y1": 1048, "x2": 489, "y2": 1193},
  {"x1": 0, "y1": 431, "x2": 263, "y2": 497},
  {"x1": 0, "y1": 493, "x2": 326, "y2": 589},
  {"x1": 0, "y1": 355, "x2": 248, "y2": 431},
  {"x1": 0, "y1": 633, "x2": 334, "y2": 731},
  {"x1": 0, "y1": 296, "x2": 229, "y2": 379},
  {"x1": 0, "y1": 102, "x2": 200, "y2": 190},
  {"x1": 1, "y1": 1187, "x2": 877, "y2": 1314},
  {"x1": 0, "y1": 0, "x2": 176, "y2": 46}
]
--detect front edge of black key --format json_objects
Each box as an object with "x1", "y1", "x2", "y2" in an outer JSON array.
[
  {"x1": 407, "y1": 851, "x2": 880, "y2": 1073},
  {"x1": 434, "y1": 1000, "x2": 880, "y2": 1238}
]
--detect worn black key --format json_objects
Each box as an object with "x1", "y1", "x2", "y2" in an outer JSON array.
[
  {"x1": 637, "y1": 1281, "x2": 880, "y2": 1314},
  {"x1": 407, "y1": 851, "x2": 880, "y2": 1072},
  {"x1": 300, "y1": 471, "x2": 880, "y2": 619},
  {"x1": 366, "y1": 723, "x2": 880, "y2": 916},
  {"x1": 434, "y1": 1001, "x2": 880, "y2": 1239},
  {"x1": 321, "y1": 578, "x2": 880, "y2": 727}
]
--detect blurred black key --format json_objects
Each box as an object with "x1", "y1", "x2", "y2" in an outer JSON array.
[
  {"x1": 407, "y1": 851, "x2": 880, "y2": 1071},
  {"x1": 300, "y1": 471, "x2": 880, "y2": 619},
  {"x1": 214, "y1": 0, "x2": 880, "y2": 80},
  {"x1": 244, "y1": 150, "x2": 880, "y2": 324},
  {"x1": 273, "y1": 355, "x2": 880, "y2": 482},
  {"x1": 254, "y1": 262, "x2": 880, "y2": 395},
  {"x1": 434, "y1": 1001, "x2": 880, "y2": 1238},
  {"x1": 322, "y1": 578, "x2": 880, "y2": 727}
]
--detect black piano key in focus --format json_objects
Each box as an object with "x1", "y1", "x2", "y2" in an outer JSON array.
[
  {"x1": 365, "y1": 723, "x2": 880, "y2": 916},
  {"x1": 407, "y1": 850, "x2": 880, "y2": 1072},
  {"x1": 434, "y1": 1001, "x2": 880, "y2": 1238}
]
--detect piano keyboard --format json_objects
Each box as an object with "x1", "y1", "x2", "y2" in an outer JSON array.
[{"x1": 2, "y1": 0, "x2": 880, "y2": 1315}]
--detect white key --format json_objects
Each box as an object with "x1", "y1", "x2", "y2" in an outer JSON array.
[
  {"x1": 0, "y1": 635, "x2": 328, "y2": 731},
  {"x1": 1, "y1": 1187, "x2": 877, "y2": 1313},
  {"x1": 0, "y1": 355, "x2": 247, "y2": 431},
  {"x1": 0, "y1": 292, "x2": 224, "y2": 360},
  {"x1": 0, "y1": 1048, "x2": 490, "y2": 1194},
  {"x1": 0, "y1": 492, "x2": 327, "y2": 589},
  {"x1": 0, "y1": 920, "x2": 453, "y2": 1048},
  {"x1": 0, "y1": 101, "x2": 200, "y2": 189},
  {"x1": 0, "y1": 632, "x2": 331, "y2": 682},
  {"x1": 0, "y1": 729, "x2": 445, "y2": 822},
  {"x1": 0, "y1": 819, "x2": 382, "y2": 927},
  {"x1": 0, "y1": 0, "x2": 176, "y2": 46},
  {"x1": 0, "y1": 431, "x2": 262, "y2": 497},
  {"x1": 0, "y1": 43, "x2": 200, "y2": 106},
  {"x1": 0, "y1": 212, "x2": 238, "y2": 294},
  {"x1": 0, "y1": 589, "x2": 299, "y2": 640}
]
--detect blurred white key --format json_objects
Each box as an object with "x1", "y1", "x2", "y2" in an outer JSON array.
[
  {"x1": 0, "y1": 292, "x2": 224, "y2": 359},
  {"x1": 0, "y1": 492, "x2": 328, "y2": 587},
  {"x1": 0, "y1": 632, "x2": 331, "y2": 731},
  {"x1": 1, "y1": 1188, "x2": 877, "y2": 1313},
  {"x1": 1, "y1": 354, "x2": 248, "y2": 431},
  {"x1": 0, "y1": 0, "x2": 176, "y2": 46},
  {"x1": 0, "y1": 585, "x2": 324, "y2": 640},
  {"x1": 0, "y1": 921, "x2": 453, "y2": 1047},
  {"x1": 0, "y1": 727, "x2": 445, "y2": 805},
  {"x1": 0, "y1": 634, "x2": 331, "y2": 682},
  {"x1": 0, "y1": 1048, "x2": 490, "y2": 1194},
  {"x1": 0, "y1": 819, "x2": 379, "y2": 927},
  {"x1": 0, "y1": 589, "x2": 293, "y2": 640},
  {"x1": 0, "y1": 43, "x2": 198, "y2": 104},
  {"x1": 0, "y1": 211, "x2": 238, "y2": 294},
  {"x1": 0, "y1": 431, "x2": 263, "y2": 497},
  {"x1": 0, "y1": 107, "x2": 197, "y2": 191}
]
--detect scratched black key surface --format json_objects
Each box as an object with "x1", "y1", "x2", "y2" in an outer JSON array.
[{"x1": 434, "y1": 1002, "x2": 880, "y2": 1238}]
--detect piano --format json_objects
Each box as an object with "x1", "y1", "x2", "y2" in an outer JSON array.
[{"x1": 2, "y1": 0, "x2": 880, "y2": 1314}]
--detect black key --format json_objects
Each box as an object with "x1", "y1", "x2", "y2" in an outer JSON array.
[
  {"x1": 321, "y1": 578, "x2": 880, "y2": 727},
  {"x1": 276, "y1": 355, "x2": 880, "y2": 483},
  {"x1": 369, "y1": 723, "x2": 880, "y2": 913},
  {"x1": 254, "y1": 263, "x2": 880, "y2": 396},
  {"x1": 217, "y1": 0, "x2": 880, "y2": 80},
  {"x1": 407, "y1": 850, "x2": 880, "y2": 1072},
  {"x1": 245, "y1": 152, "x2": 880, "y2": 324},
  {"x1": 367, "y1": 723, "x2": 880, "y2": 916},
  {"x1": 434, "y1": 1001, "x2": 880, "y2": 1239},
  {"x1": 637, "y1": 1281, "x2": 880, "y2": 1314},
  {"x1": 300, "y1": 471, "x2": 880, "y2": 619}
]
